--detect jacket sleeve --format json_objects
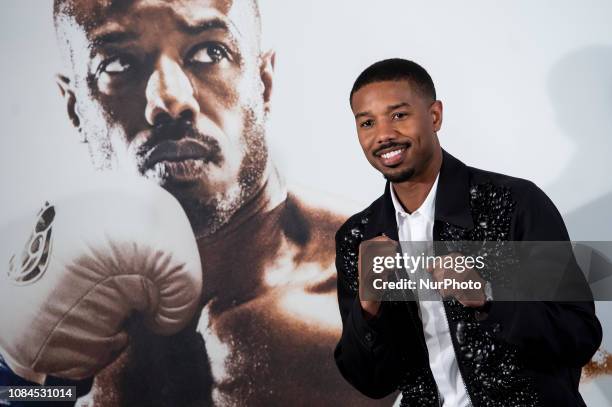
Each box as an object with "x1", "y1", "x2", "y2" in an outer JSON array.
[
  {"x1": 333, "y1": 225, "x2": 422, "y2": 399},
  {"x1": 480, "y1": 182, "x2": 602, "y2": 368}
]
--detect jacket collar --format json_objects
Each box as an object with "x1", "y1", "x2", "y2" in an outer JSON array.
[
  {"x1": 434, "y1": 149, "x2": 474, "y2": 230},
  {"x1": 363, "y1": 149, "x2": 474, "y2": 240}
]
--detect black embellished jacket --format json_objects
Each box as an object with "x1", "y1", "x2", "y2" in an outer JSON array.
[{"x1": 334, "y1": 150, "x2": 602, "y2": 407}]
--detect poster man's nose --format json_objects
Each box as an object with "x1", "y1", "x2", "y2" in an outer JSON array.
[{"x1": 145, "y1": 55, "x2": 199, "y2": 126}]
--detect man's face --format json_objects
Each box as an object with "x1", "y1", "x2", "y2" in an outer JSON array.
[
  {"x1": 57, "y1": 0, "x2": 273, "y2": 229},
  {"x1": 351, "y1": 80, "x2": 442, "y2": 183}
]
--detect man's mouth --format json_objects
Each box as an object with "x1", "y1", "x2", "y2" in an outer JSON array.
[
  {"x1": 144, "y1": 139, "x2": 213, "y2": 167},
  {"x1": 140, "y1": 139, "x2": 222, "y2": 184},
  {"x1": 375, "y1": 144, "x2": 410, "y2": 167}
]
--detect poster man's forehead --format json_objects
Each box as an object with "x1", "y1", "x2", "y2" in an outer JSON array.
[{"x1": 54, "y1": 0, "x2": 261, "y2": 44}]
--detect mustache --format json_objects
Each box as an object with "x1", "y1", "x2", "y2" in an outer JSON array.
[
  {"x1": 136, "y1": 118, "x2": 223, "y2": 170},
  {"x1": 373, "y1": 141, "x2": 411, "y2": 156}
]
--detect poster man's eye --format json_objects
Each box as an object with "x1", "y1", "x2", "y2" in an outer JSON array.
[
  {"x1": 100, "y1": 57, "x2": 131, "y2": 75},
  {"x1": 190, "y1": 43, "x2": 231, "y2": 64}
]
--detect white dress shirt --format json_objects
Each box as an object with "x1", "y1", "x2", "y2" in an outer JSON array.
[{"x1": 390, "y1": 176, "x2": 471, "y2": 407}]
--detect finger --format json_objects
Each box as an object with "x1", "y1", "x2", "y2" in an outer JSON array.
[
  {"x1": 440, "y1": 286, "x2": 451, "y2": 299},
  {"x1": 455, "y1": 287, "x2": 485, "y2": 308},
  {"x1": 459, "y1": 296, "x2": 485, "y2": 308},
  {"x1": 432, "y1": 267, "x2": 445, "y2": 283},
  {"x1": 372, "y1": 235, "x2": 393, "y2": 242}
]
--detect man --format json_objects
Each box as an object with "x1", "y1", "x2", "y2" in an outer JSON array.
[
  {"x1": 1, "y1": 0, "x2": 394, "y2": 405},
  {"x1": 334, "y1": 58, "x2": 602, "y2": 406}
]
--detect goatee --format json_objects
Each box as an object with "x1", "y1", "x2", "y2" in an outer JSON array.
[{"x1": 383, "y1": 167, "x2": 415, "y2": 183}]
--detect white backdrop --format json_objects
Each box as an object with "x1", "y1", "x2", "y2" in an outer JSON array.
[{"x1": 1, "y1": 1, "x2": 611, "y2": 404}]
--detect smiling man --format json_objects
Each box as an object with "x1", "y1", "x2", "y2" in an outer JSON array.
[
  {"x1": 0, "y1": 0, "x2": 395, "y2": 406},
  {"x1": 334, "y1": 58, "x2": 602, "y2": 406}
]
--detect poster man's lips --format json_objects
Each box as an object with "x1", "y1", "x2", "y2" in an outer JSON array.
[{"x1": 143, "y1": 139, "x2": 212, "y2": 168}]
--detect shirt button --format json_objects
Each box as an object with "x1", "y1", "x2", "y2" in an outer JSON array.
[{"x1": 364, "y1": 332, "x2": 373, "y2": 343}]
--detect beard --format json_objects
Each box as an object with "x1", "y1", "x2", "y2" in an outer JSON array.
[
  {"x1": 172, "y1": 108, "x2": 269, "y2": 238},
  {"x1": 81, "y1": 99, "x2": 270, "y2": 238},
  {"x1": 383, "y1": 167, "x2": 415, "y2": 183}
]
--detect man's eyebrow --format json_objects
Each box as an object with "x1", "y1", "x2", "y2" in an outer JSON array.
[
  {"x1": 89, "y1": 17, "x2": 235, "y2": 48},
  {"x1": 91, "y1": 30, "x2": 139, "y2": 47},
  {"x1": 387, "y1": 102, "x2": 411, "y2": 112},
  {"x1": 354, "y1": 103, "x2": 411, "y2": 119},
  {"x1": 177, "y1": 17, "x2": 233, "y2": 36},
  {"x1": 354, "y1": 111, "x2": 371, "y2": 120}
]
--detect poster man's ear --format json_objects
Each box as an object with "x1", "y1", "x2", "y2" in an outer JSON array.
[
  {"x1": 56, "y1": 74, "x2": 80, "y2": 129},
  {"x1": 260, "y1": 50, "x2": 275, "y2": 113}
]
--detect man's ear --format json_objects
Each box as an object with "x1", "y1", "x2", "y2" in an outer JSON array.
[
  {"x1": 430, "y1": 100, "x2": 443, "y2": 132},
  {"x1": 259, "y1": 50, "x2": 275, "y2": 114},
  {"x1": 56, "y1": 74, "x2": 80, "y2": 129}
]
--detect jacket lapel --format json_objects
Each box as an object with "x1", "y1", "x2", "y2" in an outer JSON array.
[
  {"x1": 363, "y1": 149, "x2": 474, "y2": 243},
  {"x1": 362, "y1": 182, "x2": 399, "y2": 241},
  {"x1": 434, "y1": 150, "x2": 474, "y2": 231}
]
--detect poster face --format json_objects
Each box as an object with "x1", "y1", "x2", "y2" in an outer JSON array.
[{"x1": 0, "y1": 0, "x2": 611, "y2": 406}]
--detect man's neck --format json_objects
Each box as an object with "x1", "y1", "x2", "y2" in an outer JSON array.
[
  {"x1": 210, "y1": 165, "x2": 286, "y2": 240},
  {"x1": 392, "y1": 150, "x2": 442, "y2": 213},
  {"x1": 196, "y1": 163, "x2": 288, "y2": 308}
]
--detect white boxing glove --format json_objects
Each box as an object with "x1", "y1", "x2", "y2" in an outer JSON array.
[{"x1": 0, "y1": 175, "x2": 202, "y2": 384}]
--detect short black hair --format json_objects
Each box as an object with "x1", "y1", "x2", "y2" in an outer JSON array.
[
  {"x1": 52, "y1": 0, "x2": 261, "y2": 32},
  {"x1": 350, "y1": 58, "x2": 436, "y2": 105}
]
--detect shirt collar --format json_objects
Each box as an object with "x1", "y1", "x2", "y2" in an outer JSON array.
[
  {"x1": 390, "y1": 173, "x2": 439, "y2": 222},
  {"x1": 361, "y1": 149, "x2": 474, "y2": 242}
]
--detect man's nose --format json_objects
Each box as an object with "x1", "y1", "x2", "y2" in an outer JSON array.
[
  {"x1": 145, "y1": 55, "x2": 199, "y2": 126},
  {"x1": 374, "y1": 120, "x2": 398, "y2": 145}
]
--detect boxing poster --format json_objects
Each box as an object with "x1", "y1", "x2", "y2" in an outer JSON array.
[{"x1": 1, "y1": 1, "x2": 611, "y2": 406}]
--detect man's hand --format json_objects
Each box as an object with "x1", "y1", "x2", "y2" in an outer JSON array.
[
  {"x1": 0, "y1": 175, "x2": 203, "y2": 384},
  {"x1": 358, "y1": 234, "x2": 397, "y2": 319},
  {"x1": 427, "y1": 252, "x2": 487, "y2": 308}
]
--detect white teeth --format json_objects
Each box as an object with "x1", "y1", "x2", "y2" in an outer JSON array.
[{"x1": 381, "y1": 148, "x2": 404, "y2": 159}]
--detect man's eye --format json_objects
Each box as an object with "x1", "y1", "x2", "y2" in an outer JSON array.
[
  {"x1": 190, "y1": 43, "x2": 231, "y2": 64},
  {"x1": 100, "y1": 57, "x2": 131, "y2": 74},
  {"x1": 392, "y1": 112, "x2": 408, "y2": 120},
  {"x1": 360, "y1": 120, "x2": 374, "y2": 128}
]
